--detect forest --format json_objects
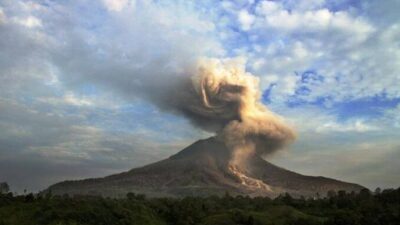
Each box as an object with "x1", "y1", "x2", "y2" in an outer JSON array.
[{"x1": 0, "y1": 187, "x2": 399, "y2": 225}]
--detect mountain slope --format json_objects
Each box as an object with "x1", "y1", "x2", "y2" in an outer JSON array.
[{"x1": 46, "y1": 137, "x2": 364, "y2": 198}]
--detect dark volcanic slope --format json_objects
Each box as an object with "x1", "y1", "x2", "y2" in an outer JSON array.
[{"x1": 47, "y1": 137, "x2": 364, "y2": 198}]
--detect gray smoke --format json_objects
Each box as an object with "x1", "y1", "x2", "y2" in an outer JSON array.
[{"x1": 156, "y1": 57, "x2": 296, "y2": 164}]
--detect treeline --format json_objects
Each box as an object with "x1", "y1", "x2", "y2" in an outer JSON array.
[{"x1": 0, "y1": 188, "x2": 399, "y2": 225}]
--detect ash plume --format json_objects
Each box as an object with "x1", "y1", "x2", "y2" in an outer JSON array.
[{"x1": 165, "y1": 57, "x2": 296, "y2": 165}]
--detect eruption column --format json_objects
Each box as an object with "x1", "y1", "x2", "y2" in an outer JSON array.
[{"x1": 181, "y1": 58, "x2": 296, "y2": 166}]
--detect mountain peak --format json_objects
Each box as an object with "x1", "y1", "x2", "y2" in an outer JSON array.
[{"x1": 46, "y1": 137, "x2": 364, "y2": 198}]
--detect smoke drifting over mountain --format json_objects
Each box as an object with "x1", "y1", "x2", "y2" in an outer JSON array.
[{"x1": 151, "y1": 57, "x2": 296, "y2": 165}]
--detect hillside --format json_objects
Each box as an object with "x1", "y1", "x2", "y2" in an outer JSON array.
[{"x1": 46, "y1": 137, "x2": 364, "y2": 198}]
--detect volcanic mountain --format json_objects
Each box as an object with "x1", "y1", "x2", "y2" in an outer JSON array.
[{"x1": 46, "y1": 137, "x2": 364, "y2": 198}]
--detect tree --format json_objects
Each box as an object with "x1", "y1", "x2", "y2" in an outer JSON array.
[
  {"x1": 0, "y1": 182, "x2": 9, "y2": 194},
  {"x1": 24, "y1": 193, "x2": 34, "y2": 202},
  {"x1": 359, "y1": 188, "x2": 371, "y2": 199},
  {"x1": 327, "y1": 190, "x2": 337, "y2": 198},
  {"x1": 282, "y1": 193, "x2": 293, "y2": 205},
  {"x1": 126, "y1": 192, "x2": 136, "y2": 200}
]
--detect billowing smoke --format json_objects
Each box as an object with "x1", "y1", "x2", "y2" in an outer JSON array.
[
  {"x1": 56, "y1": 37, "x2": 294, "y2": 166},
  {"x1": 43, "y1": 1, "x2": 294, "y2": 165},
  {"x1": 163, "y1": 57, "x2": 296, "y2": 165}
]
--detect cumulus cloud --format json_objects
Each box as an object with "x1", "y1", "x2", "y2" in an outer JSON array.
[
  {"x1": 13, "y1": 15, "x2": 42, "y2": 27},
  {"x1": 255, "y1": 3, "x2": 373, "y2": 39},
  {"x1": 238, "y1": 9, "x2": 255, "y2": 31},
  {"x1": 102, "y1": 0, "x2": 130, "y2": 12},
  {"x1": 0, "y1": 0, "x2": 220, "y2": 192},
  {"x1": 0, "y1": 97, "x2": 197, "y2": 192},
  {"x1": 0, "y1": 0, "x2": 399, "y2": 192},
  {"x1": 244, "y1": 0, "x2": 399, "y2": 105},
  {"x1": 0, "y1": 7, "x2": 6, "y2": 24}
]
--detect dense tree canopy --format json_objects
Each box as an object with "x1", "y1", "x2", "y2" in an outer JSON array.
[
  {"x1": 0, "y1": 188, "x2": 399, "y2": 225},
  {"x1": 0, "y1": 183, "x2": 9, "y2": 194}
]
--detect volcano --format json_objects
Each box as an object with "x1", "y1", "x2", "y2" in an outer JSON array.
[{"x1": 46, "y1": 137, "x2": 364, "y2": 198}]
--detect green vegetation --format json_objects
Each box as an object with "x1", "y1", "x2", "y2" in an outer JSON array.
[{"x1": 0, "y1": 188, "x2": 399, "y2": 225}]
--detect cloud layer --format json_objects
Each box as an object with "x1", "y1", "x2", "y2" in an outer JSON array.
[{"x1": 0, "y1": 0, "x2": 399, "y2": 192}]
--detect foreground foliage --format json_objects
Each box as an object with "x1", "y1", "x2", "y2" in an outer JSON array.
[{"x1": 0, "y1": 188, "x2": 399, "y2": 225}]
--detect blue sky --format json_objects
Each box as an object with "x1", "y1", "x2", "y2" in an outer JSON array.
[{"x1": 0, "y1": 0, "x2": 399, "y2": 192}]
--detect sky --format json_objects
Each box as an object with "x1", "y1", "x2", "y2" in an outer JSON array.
[{"x1": 0, "y1": 0, "x2": 399, "y2": 193}]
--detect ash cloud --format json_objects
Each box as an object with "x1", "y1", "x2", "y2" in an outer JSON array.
[
  {"x1": 143, "y1": 57, "x2": 296, "y2": 163},
  {"x1": 16, "y1": 0, "x2": 294, "y2": 165}
]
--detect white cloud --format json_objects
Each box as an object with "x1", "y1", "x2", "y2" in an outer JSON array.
[
  {"x1": 14, "y1": 16, "x2": 42, "y2": 28},
  {"x1": 256, "y1": 1, "x2": 282, "y2": 15},
  {"x1": 62, "y1": 93, "x2": 92, "y2": 107},
  {"x1": 19, "y1": 1, "x2": 44, "y2": 12},
  {"x1": 315, "y1": 120, "x2": 379, "y2": 133},
  {"x1": 254, "y1": 3, "x2": 373, "y2": 42},
  {"x1": 0, "y1": 0, "x2": 221, "y2": 191},
  {"x1": 0, "y1": 7, "x2": 6, "y2": 24},
  {"x1": 280, "y1": 75, "x2": 299, "y2": 95},
  {"x1": 0, "y1": 0, "x2": 399, "y2": 192},
  {"x1": 238, "y1": 9, "x2": 255, "y2": 31},
  {"x1": 39, "y1": 93, "x2": 93, "y2": 107},
  {"x1": 284, "y1": 0, "x2": 326, "y2": 11},
  {"x1": 102, "y1": 0, "x2": 130, "y2": 12},
  {"x1": 384, "y1": 104, "x2": 400, "y2": 128},
  {"x1": 251, "y1": 58, "x2": 265, "y2": 70},
  {"x1": 260, "y1": 74, "x2": 278, "y2": 88},
  {"x1": 244, "y1": 0, "x2": 400, "y2": 106}
]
